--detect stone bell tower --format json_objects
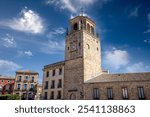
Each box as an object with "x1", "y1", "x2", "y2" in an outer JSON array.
[{"x1": 64, "y1": 15, "x2": 102, "y2": 100}]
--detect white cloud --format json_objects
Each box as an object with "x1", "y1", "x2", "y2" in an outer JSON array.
[
  {"x1": 47, "y1": 27, "x2": 66, "y2": 38},
  {"x1": 54, "y1": 27, "x2": 66, "y2": 34},
  {"x1": 129, "y1": 7, "x2": 139, "y2": 17},
  {"x1": 46, "y1": 0, "x2": 109, "y2": 13},
  {"x1": 103, "y1": 47, "x2": 150, "y2": 73},
  {"x1": 17, "y1": 50, "x2": 33, "y2": 57},
  {"x1": 46, "y1": 0, "x2": 76, "y2": 13},
  {"x1": 103, "y1": 48, "x2": 129, "y2": 70},
  {"x1": 40, "y1": 40, "x2": 65, "y2": 54},
  {"x1": 1, "y1": 34, "x2": 16, "y2": 48},
  {"x1": 24, "y1": 50, "x2": 33, "y2": 56},
  {"x1": 126, "y1": 62, "x2": 150, "y2": 73},
  {"x1": 0, "y1": 7, "x2": 45, "y2": 34},
  {"x1": 0, "y1": 59, "x2": 21, "y2": 75}
]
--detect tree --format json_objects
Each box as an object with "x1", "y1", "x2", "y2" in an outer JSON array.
[{"x1": 0, "y1": 94, "x2": 20, "y2": 100}]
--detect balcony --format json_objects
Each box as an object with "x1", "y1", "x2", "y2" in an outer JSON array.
[
  {"x1": 16, "y1": 80, "x2": 22, "y2": 82},
  {"x1": 30, "y1": 80, "x2": 34, "y2": 83},
  {"x1": 22, "y1": 89, "x2": 28, "y2": 91},
  {"x1": 29, "y1": 88, "x2": 34, "y2": 91},
  {"x1": 15, "y1": 89, "x2": 21, "y2": 91},
  {"x1": 23, "y1": 80, "x2": 28, "y2": 83}
]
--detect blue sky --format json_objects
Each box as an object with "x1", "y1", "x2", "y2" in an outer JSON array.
[{"x1": 0, "y1": 0, "x2": 150, "y2": 83}]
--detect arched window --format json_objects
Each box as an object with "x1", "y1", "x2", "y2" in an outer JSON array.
[
  {"x1": 73, "y1": 23, "x2": 78, "y2": 30},
  {"x1": 86, "y1": 44, "x2": 90, "y2": 49},
  {"x1": 97, "y1": 47, "x2": 99, "y2": 51},
  {"x1": 80, "y1": 20, "x2": 84, "y2": 29},
  {"x1": 70, "y1": 93, "x2": 76, "y2": 100},
  {"x1": 5, "y1": 84, "x2": 10, "y2": 90},
  {"x1": 87, "y1": 23, "x2": 90, "y2": 32},
  {"x1": 0, "y1": 85, "x2": 2, "y2": 91},
  {"x1": 79, "y1": 43, "x2": 81, "y2": 47},
  {"x1": 91, "y1": 26, "x2": 94, "y2": 35}
]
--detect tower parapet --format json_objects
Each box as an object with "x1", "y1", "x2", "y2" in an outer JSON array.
[{"x1": 66, "y1": 16, "x2": 99, "y2": 38}]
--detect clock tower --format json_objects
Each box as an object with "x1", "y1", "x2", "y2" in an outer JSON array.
[{"x1": 64, "y1": 15, "x2": 102, "y2": 99}]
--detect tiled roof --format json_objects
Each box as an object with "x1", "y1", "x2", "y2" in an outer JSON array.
[
  {"x1": 16, "y1": 70, "x2": 38, "y2": 74},
  {"x1": 85, "y1": 72, "x2": 150, "y2": 83},
  {"x1": 0, "y1": 75, "x2": 15, "y2": 80},
  {"x1": 44, "y1": 61, "x2": 65, "y2": 68}
]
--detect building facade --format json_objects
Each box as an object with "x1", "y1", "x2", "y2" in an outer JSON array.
[
  {"x1": 42, "y1": 61, "x2": 64, "y2": 100},
  {"x1": 13, "y1": 70, "x2": 38, "y2": 100},
  {"x1": 0, "y1": 76, "x2": 15, "y2": 95},
  {"x1": 42, "y1": 15, "x2": 150, "y2": 100},
  {"x1": 84, "y1": 73, "x2": 150, "y2": 100},
  {"x1": 35, "y1": 84, "x2": 42, "y2": 100}
]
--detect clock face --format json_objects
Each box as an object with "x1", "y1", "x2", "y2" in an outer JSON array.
[
  {"x1": 72, "y1": 43, "x2": 77, "y2": 49},
  {"x1": 71, "y1": 42, "x2": 77, "y2": 51}
]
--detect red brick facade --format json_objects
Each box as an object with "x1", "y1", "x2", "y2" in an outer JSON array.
[{"x1": 0, "y1": 76, "x2": 15, "y2": 95}]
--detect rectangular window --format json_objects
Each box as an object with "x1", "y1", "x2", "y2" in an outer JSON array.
[
  {"x1": 50, "y1": 91, "x2": 54, "y2": 99},
  {"x1": 107, "y1": 88, "x2": 113, "y2": 99},
  {"x1": 24, "y1": 84, "x2": 27, "y2": 89},
  {"x1": 44, "y1": 81, "x2": 48, "y2": 89},
  {"x1": 44, "y1": 92, "x2": 47, "y2": 99},
  {"x1": 30, "y1": 84, "x2": 33, "y2": 89},
  {"x1": 46, "y1": 71, "x2": 49, "y2": 77},
  {"x1": 59, "y1": 68, "x2": 62, "y2": 75},
  {"x1": 93, "y1": 88, "x2": 99, "y2": 100},
  {"x1": 122, "y1": 87, "x2": 128, "y2": 99},
  {"x1": 18, "y1": 76, "x2": 22, "y2": 81},
  {"x1": 57, "y1": 91, "x2": 61, "y2": 99},
  {"x1": 52, "y1": 70, "x2": 55, "y2": 76},
  {"x1": 58, "y1": 79, "x2": 62, "y2": 88},
  {"x1": 22, "y1": 93, "x2": 27, "y2": 99},
  {"x1": 32, "y1": 76, "x2": 34, "y2": 82},
  {"x1": 51, "y1": 80, "x2": 55, "y2": 89},
  {"x1": 138, "y1": 87, "x2": 145, "y2": 99},
  {"x1": 17, "y1": 84, "x2": 21, "y2": 89},
  {"x1": 5, "y1": 85, "x2": 9, "y2": 90},
  {"x1": 29, "y1": 84, "x2": 34, "y2": 91},
  {"x1": 25, "y1": 76, "x2": 28, "y2": 80}
]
